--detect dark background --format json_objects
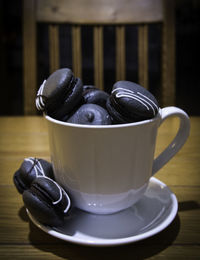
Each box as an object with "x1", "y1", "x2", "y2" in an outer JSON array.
[{"x1": 0, "y1": 0, "x2": 200, "y2": 116}]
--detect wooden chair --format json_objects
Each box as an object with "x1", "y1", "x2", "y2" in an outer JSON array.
[{"x1": 23, "y1": 0, "x2": 175, "y2": 115}]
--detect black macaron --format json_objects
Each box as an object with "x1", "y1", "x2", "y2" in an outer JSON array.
[
  {"x1": 36, "y1": 68, "x2": 83, "y2": 120},
  {"x1": 82, "y1": 86, "x2": 109, "y2": 109},
  {"x1": 67, "y1": 104, "x2": 112, "y2": 125},
  {"x1": 83, "y1": 85, "x2": 98, "y2": 92},
  {"x1": 13, "y1": 157, "x2": 54, "y2": 194},
  {"x1": 107, "y1": 81, "x2": 159, "y2": 123},
  {"x1": 23, "y1": 177, "x2": 71, "y2": 227}
]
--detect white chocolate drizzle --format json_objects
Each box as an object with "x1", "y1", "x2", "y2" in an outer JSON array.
[
  {"x1": 112, "y1": 87, "x2": 159, "y2": 116},
  {"x1": 25, "y1": 157, "x2": 45, "y2": 177},
  {"x1": 39, "y1": 176, "x2": 71, "y2": 214},
  {"x1": 35, "y1": 80, "x2": 46, "y2": 111}
]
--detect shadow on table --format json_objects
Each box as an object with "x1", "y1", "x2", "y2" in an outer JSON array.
[{"x1": 178, "y1": 200, "x2": 200, "y2": 211}]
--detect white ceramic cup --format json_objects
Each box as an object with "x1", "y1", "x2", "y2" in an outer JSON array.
[{"x1": 45, "y1": 106, "x2": 190, "y2": 214}]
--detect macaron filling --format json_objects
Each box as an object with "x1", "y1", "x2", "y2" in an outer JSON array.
[
  {"x1": 30, "y1": 183, "x2": 54, "y2": 207},
  {"x1": 13, "y1": 170, "x2": 27, "y2": 193}
]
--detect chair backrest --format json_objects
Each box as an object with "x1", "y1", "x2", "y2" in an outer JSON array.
[{"x1": 23, "y1": 0, "x2": 175, "y2": 115}]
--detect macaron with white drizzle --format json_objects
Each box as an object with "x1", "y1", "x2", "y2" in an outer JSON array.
[
  {"x1": 106, "y1": 81, "x2": 159, "y2": 124},
  {"x1": 23, "y1": 176, "x2": 71, "y2": 226},
  {"x1": 35, "y1": 68, "x2": 83, "y2": 120},
  {"x1": 13, "y1": 157, "x2": 54, "y2": 194}
]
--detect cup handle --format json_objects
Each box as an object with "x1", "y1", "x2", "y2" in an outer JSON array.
[{"x1": 152, "y1": 106, "x2": 190, "y2": 175}]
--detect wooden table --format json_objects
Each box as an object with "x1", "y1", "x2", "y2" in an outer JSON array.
[{"x1": 0, "y1": 116, "x2": 199, "y2": 259}]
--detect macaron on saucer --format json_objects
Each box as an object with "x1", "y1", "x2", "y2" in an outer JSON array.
[
  {"x1": 13, "y1": 157, "x2": 54, "y2": 194},
  {"x1": 23, "y1": 176, "x2": 71, "y2": 227}
]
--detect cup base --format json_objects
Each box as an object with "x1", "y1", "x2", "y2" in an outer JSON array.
[{"x1": 65, "y1": 183, "x2": 148, "y2": 214}]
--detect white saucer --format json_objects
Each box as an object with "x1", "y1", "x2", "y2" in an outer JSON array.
[{"x1": 27, "y1": 177, "x2": 178, "y2": 247}]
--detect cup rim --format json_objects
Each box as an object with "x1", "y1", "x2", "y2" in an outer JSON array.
[{"x1": 44, "y1": 108, "x2": 161, "y2": 129}]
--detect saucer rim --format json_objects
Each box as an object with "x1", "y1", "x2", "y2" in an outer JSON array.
[{"x1": 26, "y1": 177, "x2": 178, "y2": 247}]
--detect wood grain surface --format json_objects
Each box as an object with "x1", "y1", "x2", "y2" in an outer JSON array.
[
  {"x1": 0, "y1": 116, "x2": 199, "y2": 259},
  {"x1": 36, "y1": 0, "x2": 163, "y2": 24}
]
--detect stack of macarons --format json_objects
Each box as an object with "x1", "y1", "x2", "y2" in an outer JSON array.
[
  {"x1": 36, "y1": 68, "x2": 159, "y2": 125},
  {"x1": 13, "y1": 157, "x2": 71, "y2": 227}
]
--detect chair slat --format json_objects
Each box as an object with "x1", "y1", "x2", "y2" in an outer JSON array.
[
  {"x1": 116, "y1": 26, "x2": 126, "y2": 81},
  {"x1": 162, "y1": 0, "x2": 175, "y2": 106},
  {"x1": 138, "y1": 24, "x2": 148, "y2": 89},
  {"x1": 93, "y1": 26, "x2": 104, "y2": 90},
  {"x1": 49, "y1": 25, "x2": 60, "y2": 73},
  {"x1": 72, "y1": 26, "x2": 82, "y2": 79},
  {"x1": 23, "y1": 0, "x2": 37, "y2": 115}
]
